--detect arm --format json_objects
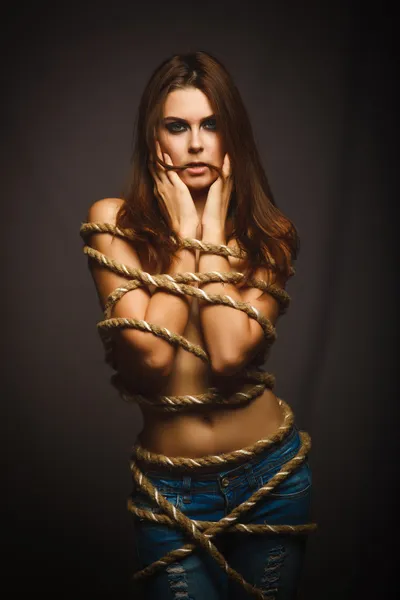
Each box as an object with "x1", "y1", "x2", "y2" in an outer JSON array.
[
  {"x1": 198, "y1": 224, "x2": 286, "y2": 376},
  {"x1": 85, "y1": 198, "x2": 196, "y2": 379}
]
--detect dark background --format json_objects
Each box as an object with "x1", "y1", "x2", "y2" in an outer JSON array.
[{"x1": 2, "y1": 1, "x2": 397, "y2": 598}]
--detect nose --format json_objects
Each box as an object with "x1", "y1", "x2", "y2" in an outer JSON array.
[{"x1": 188, "y1": 127, "x2": 204, "y2": 154}]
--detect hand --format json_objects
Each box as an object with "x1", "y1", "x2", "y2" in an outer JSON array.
[
  {"x1": 201, "y1": 153, "x2": 233, "y2": 228},
  {"x1": 148, "y1": 140, "x2": 199, "y2": 233}
]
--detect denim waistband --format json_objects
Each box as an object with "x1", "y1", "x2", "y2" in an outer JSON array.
[{"x1": 141, "y1": 425, "x2": 298, "y2": 482}]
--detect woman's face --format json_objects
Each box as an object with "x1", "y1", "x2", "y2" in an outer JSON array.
[{"x1": 156, "y1": 87, "x2": 225, "y2": 191}]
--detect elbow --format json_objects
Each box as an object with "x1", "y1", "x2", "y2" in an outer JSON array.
[
  {"x1": 126, "y1": 330, "x2": 174, "y2": 376},
  {"x1": 210, "y1": 353, "x2": 244, "y2": 377},
  {"x1": 115, "y1": 331, "x2": 174, "y2": 380},
  {"x1": 142, "y1": 347, "x2": 174, "y2": 378}
]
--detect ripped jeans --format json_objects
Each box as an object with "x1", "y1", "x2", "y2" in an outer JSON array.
[{"x1": 130, "y1": 425, "x2": 312, "y2": 600}]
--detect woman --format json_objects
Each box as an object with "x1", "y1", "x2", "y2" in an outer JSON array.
[{"x1": 80, "y1": 51, "x2": 314, "y2": 600}]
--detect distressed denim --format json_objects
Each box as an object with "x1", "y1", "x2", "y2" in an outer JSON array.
[{"x1": 131, "y1": 425, "x2": 312, "y2": 599}]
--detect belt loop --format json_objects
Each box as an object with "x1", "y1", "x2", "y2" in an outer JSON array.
[
  {"x1": 182, "y1": 475, "x2": 192, "y2": 504},
  {"x1": 244, "y1": 462, "x2": 257, "y2": 489}
]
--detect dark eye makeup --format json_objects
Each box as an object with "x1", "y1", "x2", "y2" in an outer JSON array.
[{"x1": 166, "y1": 118, "x2": 217, "y2": 134}]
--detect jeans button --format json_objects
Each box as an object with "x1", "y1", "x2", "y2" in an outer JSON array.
[{"x1": 221, "y1": 477, "x2": 229, "y2": 487}]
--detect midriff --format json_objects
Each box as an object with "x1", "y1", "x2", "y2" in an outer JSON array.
[{"x1": 137, "y1": 386, "x2": 285, "y2": 459}]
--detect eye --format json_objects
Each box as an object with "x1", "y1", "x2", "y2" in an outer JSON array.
[
  {"x1": 166, "y1": 122, "x2": 186, "y2": 133},
  {"x1": 203, "y1": 118, "x2": 217, "y2": 130}
]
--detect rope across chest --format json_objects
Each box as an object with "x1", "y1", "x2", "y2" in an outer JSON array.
[{"x1": 80, "y1": 222, "x2": 291, "y2": 411}]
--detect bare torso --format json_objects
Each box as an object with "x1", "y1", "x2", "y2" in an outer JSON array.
[{"x1": 122, "y1": 221, "x2": 286, "y2": 460}]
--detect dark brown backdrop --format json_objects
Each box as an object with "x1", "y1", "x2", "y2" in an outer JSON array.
[{"x1": 2, "y1": 1, "x2": 397, "y2": 598}]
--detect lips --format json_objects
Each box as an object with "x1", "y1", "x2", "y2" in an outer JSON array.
[{"x1": 186, "y1": 164, "x2": 208, "y2": 175}]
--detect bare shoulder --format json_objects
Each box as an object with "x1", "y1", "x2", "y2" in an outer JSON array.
[
  {"x1": 82, "y1": 196, "x2": 150, "y2": 317},
  {"x1": 86, "y1": 197, "x2": 125, "y2": 223}
]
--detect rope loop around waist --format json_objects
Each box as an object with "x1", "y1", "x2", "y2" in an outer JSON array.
[{"x1": 128, "y1": 400, "x2": 317, "y2": 599}]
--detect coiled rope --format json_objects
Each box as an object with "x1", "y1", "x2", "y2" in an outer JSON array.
[{"x1": 80, "y1": 221, "x2": 316, "y2": 599}]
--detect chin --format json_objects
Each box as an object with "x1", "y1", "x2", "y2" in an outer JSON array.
[{"x1": 187, "y1": 180, "x2": 211, "y2": 191}]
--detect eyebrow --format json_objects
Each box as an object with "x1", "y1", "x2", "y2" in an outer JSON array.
[{"x1": 163, "y1": 114, "x2": 216, "y2": 123}]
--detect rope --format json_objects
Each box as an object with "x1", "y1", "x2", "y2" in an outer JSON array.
[
  {"x1": 129, "y1": 404, "x2": 315, "y2": 599},
  {"x1": 80, "y1": 221, "x2": 316, "y2": 599}
]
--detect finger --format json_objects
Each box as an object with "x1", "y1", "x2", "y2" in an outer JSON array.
[
  {"x1": 152, "y1": 183, "x2": 160, "y2": 199},
  {"x1": 164, "y1": 153, "x2": 187, "y2": 189},
  {"x1": 148, "y1": 158, "x2": 161, "y2": 183},
  {"x1": 222, "y1": 153, "x2": 231, "y2": 179},
  {"x1": 150, "y1": 141, "x2": 166, "y2": 184},
  {"x1": 163, "y1": 153, "x2": 178, "y2": 184},
  {"x1": 155, "y1": 142, "x2": 173, "y2": 190},
  {"x1": 155, "y1": 140, "x2": 166, "y2": 171}
]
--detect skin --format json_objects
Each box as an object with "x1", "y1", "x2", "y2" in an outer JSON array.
[
  {"x1": 156, "y1": 86, "x2": 229, "y2": 226},
  {"x1": 136, "y1": 87, "x2": 285, "y2": 460}
]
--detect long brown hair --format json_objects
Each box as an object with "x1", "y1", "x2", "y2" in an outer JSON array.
[{"x1": 116, "y1": 50, "x2": 300, "y2": 285}]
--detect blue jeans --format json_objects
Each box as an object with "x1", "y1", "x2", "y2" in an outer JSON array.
[{"x1": 131, "y1": 425, "x2": 312, "y2": 599}]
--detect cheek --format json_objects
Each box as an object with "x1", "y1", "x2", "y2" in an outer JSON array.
[
  {"x1": 209, "y1": 137, "x2": 224, "y2": 162},
  {"x1": 158, "y1": 135, "x2": 184, "y2": 160}
]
